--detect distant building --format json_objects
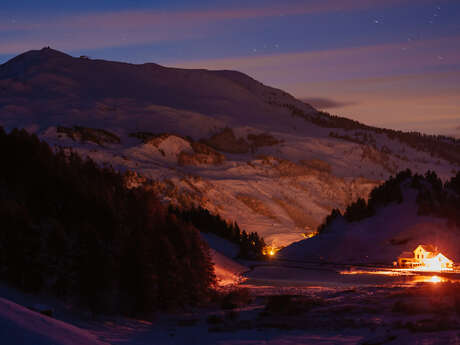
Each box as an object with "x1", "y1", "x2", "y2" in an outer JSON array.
[
  {"x1": 397, "y1": 251, "x2": 417, "y2": 267},
  {"x1": 396, "y1": 244, "x2": 453, "y2": 270}
]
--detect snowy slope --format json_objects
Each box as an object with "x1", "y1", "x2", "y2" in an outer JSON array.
[
  {"x1": 201, "y1": 233, "x2": 248, "y2": 286},
  {"x1": 0, "y1": 47, "x2": 316, "y2": 136},
  {"x1": 280, "y1": 185, "x2": 460, "y2": 265},
  {"x1": 209, "y1": 249, "x2": 248, "y2": 286},
  {"x1": 1, "y1": 47, "x2": 458, "y2": 247},
  {"x1": 0, "y1": 297, "x2": 108, "y2": 345}
]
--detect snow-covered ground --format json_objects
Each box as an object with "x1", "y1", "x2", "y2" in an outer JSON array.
[
  {"x1": 2, "y1": 225, "x2": 460, "y2": 345},
  {"x1": 0, "y1": 297, "x2": 108, "y2": 345},
  {"x1": 3, "y1": 263, "x2": 460, "y2": 345},
  {"x1": 201, "y1": 233, "x2": 249, "y2": 286}
]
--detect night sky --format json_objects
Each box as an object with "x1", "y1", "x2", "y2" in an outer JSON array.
[{"x1": 1, "y1": 0, "x2": 459, "y2": 136}]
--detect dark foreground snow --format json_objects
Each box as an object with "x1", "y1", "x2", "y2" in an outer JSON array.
[
  {"x1": 2, "y1": 264, "x2": 460, "y2": 345},
  {"x1": 0, "y1": 297, "x2": 108, "y2": 345}
]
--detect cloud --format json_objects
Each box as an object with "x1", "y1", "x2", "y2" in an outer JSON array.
[
  {"x1": 302, "y1": 97, "x2": 356, "y2": 109},
  {"x1": 298, "y1": 73, "x2": 460, "y2": 136},
  {"x1": 0, "y1": 0, "x2": 447, "y2": 55},
  {"x1": 0, "y1": 30, "x2": 203, "y2": 56},
  {"x1": 0, "y1": 0, "x2": 418, "y2": 30},
  {"x1": 173, "y1": 36, "x2": 460, "y2": 87},
  {"x1": 168, "y1": 35, "x2": 460, "y2": 136}
]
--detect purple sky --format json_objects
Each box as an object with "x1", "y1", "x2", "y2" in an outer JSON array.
[{"x1": 1, "y1": 0, "x2": 459, "y2": 136}]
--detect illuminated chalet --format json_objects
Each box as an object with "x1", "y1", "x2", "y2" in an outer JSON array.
[{"x1": 397, "y1": 244, "x2": 453, "y2": 270}]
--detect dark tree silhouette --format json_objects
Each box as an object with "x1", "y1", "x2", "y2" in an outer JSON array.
[
  {"x1": 170, "y1": 206, "x2": 266, "y2": 259},
  {"x1": 317, "y1": 168, "x2": 460, "y2": 232},
  {"x1": 0, "y1": 127, "x2": 216, "y2": 315}
]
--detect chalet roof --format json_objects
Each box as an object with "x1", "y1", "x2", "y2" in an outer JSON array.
[
  {"x1": 399, "y1": 251, "x2": 414, "y2": 259},
  {"x1": 435, "y1": 253, "x2": 453, "y2": 263},
  {"x1": 415, "y1": 244, "x2": 437, "y2": 253}
]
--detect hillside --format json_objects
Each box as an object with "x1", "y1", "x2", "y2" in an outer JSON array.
[
  {"x1": 280, "y1": 170, "x2": 460, "y2": 264},
  {"x1": 1, "y1": 47, "x2": 459, "y2": 247}
]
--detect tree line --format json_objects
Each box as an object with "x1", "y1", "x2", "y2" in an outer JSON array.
[
  {"x1": 280, "y1": 101, "x2": 460, "y2": 165},
  {"x1": 170, "y1": 206, "x2": 266, "y2": 259},
  {"x1": 318, "y1": 169, "x2": 460, "y2": 233}
]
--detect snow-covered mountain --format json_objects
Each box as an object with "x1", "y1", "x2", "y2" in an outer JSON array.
[{"x1": 1, "y1": 47, "x2": 458, "y2": 247}]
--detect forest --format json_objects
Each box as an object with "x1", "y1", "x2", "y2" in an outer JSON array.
[
  {"x1": 0, "y1": 127, "x2": 217, "y2": 315},
  {"x1": 170, "y1": 206, "x2": 266, "y2": 259},
  {"x1": 318, "y1": 169, "x2": 460, "y2": 233}
]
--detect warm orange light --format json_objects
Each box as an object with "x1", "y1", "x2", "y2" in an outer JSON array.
[
  {"x1": 340, "y1": 269, "x2": 401, "y2": 276},
  {"x1": 429, "y1": 275, "x2": 441, "y2": 283},
  {"x1": 302, "y1": 232, "x2": 317, "y2": 239},
  {"x1": 397, "y1": 246, "x2": 454, "y2": 272},
  {"x1": 414, "y1": 254, "x2": 453, "y2": 272},
  {"x1": 263, "y1": 246, "x2": 280, "y2": 256},
  {"x1": 411, "y1": 274, "x2": 448, "y2": 284},
  {"x1": 421, "y1": 259, "x2": 441, "y2": 271}
]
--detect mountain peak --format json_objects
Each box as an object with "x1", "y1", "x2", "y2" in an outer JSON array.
[
  {"x1": 0, "y1": 47, "x2": 73, "y2": 79},
  {"x1": 1, "y1": 47, "x2": 70, "y2": 68},
  {"x1": 38, "y1": 46, "x2": 67, "y2": 55},
  {"x1": 0, "y1": 47, "x2": 319, "y2": 126}
]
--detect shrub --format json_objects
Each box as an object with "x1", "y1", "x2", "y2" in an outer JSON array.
[
  {"x1": 207, "y1": 314, "x2": 224, "y2": 324},
  {"x1": 264, "y1": 295, "x2": 324, "y2": 315},
  {"x1": 221, "y1": 288, "x2": 252, "y2": 310}
]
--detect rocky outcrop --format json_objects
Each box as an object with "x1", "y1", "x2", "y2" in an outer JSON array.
[
  {"x1": 247, "y1": 132, "x2": 282, "y2": 151},
  {"x1": 57, "y1": 126, "x2": 120, "y2": 145},
  {"x1": 178, "y1": 142, "x2": 226, "y2": 166},
  {"x1": 202, "y1": 127, "x2": 251, "y2": 154}
]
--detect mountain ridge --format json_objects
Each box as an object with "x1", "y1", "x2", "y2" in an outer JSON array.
[
  {"x1": 0, "y1": 47, "x2": 458, "y2": 247},
  {"x1": 0, "y1": 47, "x2": 318, "y2": 135}
]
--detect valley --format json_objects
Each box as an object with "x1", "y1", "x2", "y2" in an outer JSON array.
[{"x1": 1, "y1": 47, "x2": 460, "y2": 345}]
